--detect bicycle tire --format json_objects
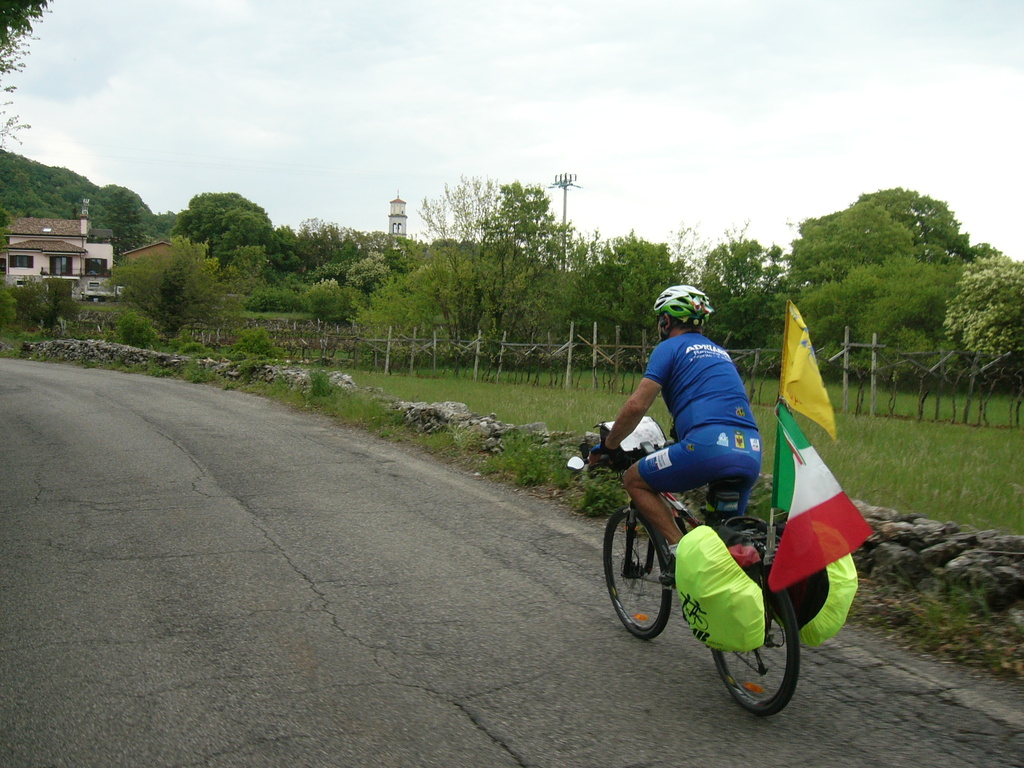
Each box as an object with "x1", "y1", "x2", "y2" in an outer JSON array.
[
  {"x1": 603, "y1": 506, "x2": 673, "y2": 640},
  {"x1": 711, "y1": 585, "x2": 800, "y2": 716}
]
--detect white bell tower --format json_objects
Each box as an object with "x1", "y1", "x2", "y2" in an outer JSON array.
[{"x1": 388, "y1": 194, "x2": 407, "y2": 236}]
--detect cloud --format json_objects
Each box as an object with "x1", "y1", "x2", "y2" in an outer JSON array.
[{"x1": 8, "y1": 0, "x2": 1024, "y2": 256}]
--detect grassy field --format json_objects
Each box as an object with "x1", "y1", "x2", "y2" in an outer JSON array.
[{"x1": 353, "y1": 370, "x2": 1024, "y2": 535}]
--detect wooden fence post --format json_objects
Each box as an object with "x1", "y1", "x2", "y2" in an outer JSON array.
[
  {"x1": 384, "y1": 326, "x2": 392, "y2": 375},
  {"x1": 843, "y1": 326, "x2": 850, "y2": 413},
  {"x1": 870, "y1": 333, "x2": 878, "y2": 416},
  {"x1": 592, "y1": 322, "x2": 598, "y2": 390},
  {"x1": 565, "y1": 322, "x2": 574, "y2": 390},
  {"x1": 473, "y1": 330, "x2": 482, "y2": 382},
  {"x1": 410, "y1": 327, "x2": 417, "y2": 374},
  {"x1": 497, "y1": 331, "x2": 507, "y2": 383},
  {"x1": 965, "y1": 352, "x2": 980, "y2": 424},
  {"x1": 614, "y1": 326, "x2": 621, "y2": 393},
  {"x1": 433, "y1": 330, "x2": 438, "y2": 374}
]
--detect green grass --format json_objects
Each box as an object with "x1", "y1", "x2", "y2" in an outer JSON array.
[{"x1": 352, "y1": 370, "x2": 1024, "y2": 535}]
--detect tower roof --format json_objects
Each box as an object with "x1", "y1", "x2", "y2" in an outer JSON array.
[{"x1": 391, "y1": 197, "x2": 405, "y2": 204}]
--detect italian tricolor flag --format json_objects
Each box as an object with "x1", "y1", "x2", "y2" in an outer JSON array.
[{"x1": 768, "y1": 402, "x2": 873, "y2": 592}]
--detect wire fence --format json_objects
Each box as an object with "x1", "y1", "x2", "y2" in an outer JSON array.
[
  {"x1": 180, "y1": 319, "x2": 1024, "y2": 429},
  {"x1": 68, "y1": 312, "x2": 1022, "y2": 428}
]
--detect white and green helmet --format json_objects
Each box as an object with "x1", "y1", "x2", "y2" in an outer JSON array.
[{"x1": 653, "y1": 285, "x2": 714, "y2": 325}]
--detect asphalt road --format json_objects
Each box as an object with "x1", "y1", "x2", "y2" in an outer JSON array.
[{"x1": 2, "y1": 358, "x2": 1023, "y2": 768}]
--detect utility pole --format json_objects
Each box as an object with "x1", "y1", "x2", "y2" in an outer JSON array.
[{"x1": 549, "y1": 173, "x2": 580, "y2": 265}]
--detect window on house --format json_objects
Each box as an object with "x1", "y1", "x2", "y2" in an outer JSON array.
[
  {"x1": 50, "y1": 256, "x2": 73, "y2": 276},
  {"x1": 0, "y1": 258, "x2": 6, "y2": 274},
  {"x1": 85, "y1": 258, "x2": 107, "y2": 275},
  {"x1": 11, "y1": 254, "x2": 33, "y2": 269}
]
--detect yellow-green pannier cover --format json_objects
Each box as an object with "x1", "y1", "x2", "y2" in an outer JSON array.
[
  {"x1": 675, "y1": 526, "x2": 765, "y2": 652},
  {"x1": 798, "y1": 554, "x2": 858, "y2": 646}
]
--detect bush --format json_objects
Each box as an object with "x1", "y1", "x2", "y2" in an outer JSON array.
[
  {"x1": 483, "y1": 431, "x2": 569, "y2": 487},
  {"x1": 231, "y1": 327, "x2": 280, "y2": 358},
  {"x1": 116, "y1": 310, "x2": 159, "y2": 348},
  {"x1": 308, "y1": 369, "x2": 333, "y2": 398},
  {"x1": 244, "y1": 285, "x2": 305, "y2": 313},
  {"x1": 303, "y1": 279, "x2": 360, "y2": 323},
  {"x1": 574, "y1": 470, "x2": 628, "y2": 517}
]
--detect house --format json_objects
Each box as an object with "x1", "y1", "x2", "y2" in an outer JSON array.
[
  {"x1": 1, "y1": 205, "x2": 116, "y2": 300},
  {"x1": 121, "y1": 240, "x2": 172, "y2": 262}
]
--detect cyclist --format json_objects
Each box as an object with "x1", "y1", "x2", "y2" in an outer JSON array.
[{"x1": 589, "y1": 285, "x2": 762, "y2": 554}]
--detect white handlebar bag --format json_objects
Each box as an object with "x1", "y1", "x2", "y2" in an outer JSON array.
[{"x1": 675, "y1": 526, "x2": 765, "y2": 652}]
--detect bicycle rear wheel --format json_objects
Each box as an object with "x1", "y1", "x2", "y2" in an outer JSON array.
[
  {"x1": 603, "y1": 505, "x2": 673, "y2": 640},
  {"x1": 711, "y1": 586, "x2": 800, "y2": 716}
]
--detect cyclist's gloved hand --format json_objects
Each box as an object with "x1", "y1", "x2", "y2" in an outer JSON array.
[{"x1": 589, "y1": 443, "x2": 630, "y2": 470}]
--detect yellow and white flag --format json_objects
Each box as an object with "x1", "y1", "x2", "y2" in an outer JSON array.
[{"x1": 780, "y1": 301, "x2": 836, "y2": 439}]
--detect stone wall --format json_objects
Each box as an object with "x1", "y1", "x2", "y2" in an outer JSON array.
[{"x1": 20, "y1": 339, "x2": 1024, "y2": 613}]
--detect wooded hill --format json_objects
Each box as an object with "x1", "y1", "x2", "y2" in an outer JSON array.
[{"x1": 0, "y1": 150, "x2": 175, "y2": 241}]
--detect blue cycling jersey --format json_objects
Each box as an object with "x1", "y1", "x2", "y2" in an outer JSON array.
[
  {"x1": 643, "y1": 332, "x2": 758, "y2": 437},
  {"x1": 638, "y1": 332, "x2": 762, "y2": 511}
]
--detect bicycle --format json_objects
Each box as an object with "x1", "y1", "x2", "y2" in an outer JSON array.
[{"x1": 575, "y1": 419, "x2": 800, "y2": 717}]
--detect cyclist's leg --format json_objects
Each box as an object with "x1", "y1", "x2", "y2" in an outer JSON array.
[{"x1": 622, "y1": 463, "x2": 682, "y2": 546}]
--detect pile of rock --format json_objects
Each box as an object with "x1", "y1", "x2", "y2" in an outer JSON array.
[
  {"x1": 22, "y1": 339, "x2": 190, "y2": 369},
  {"x1": 856, "y1": 504, "x2": 1024, "y2": 609},
  {"x1": 20, "y1": 340, "x2": 357, "y2": 392}
]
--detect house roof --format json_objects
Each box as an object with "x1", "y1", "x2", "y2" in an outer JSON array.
[
  {"x1": 11, "y1": 217, "x2": 83, "y2": 237},
  {"x1": 7, "y1": 238, "x2": 88, "y2": 254}
]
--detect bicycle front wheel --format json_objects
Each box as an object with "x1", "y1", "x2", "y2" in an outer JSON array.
[
  {"x1": 603, "y1": 506, "x2": 673, "y2": 640},
  {"x1": 711, "y1": 586, "x2": 800, "y2": 716}
]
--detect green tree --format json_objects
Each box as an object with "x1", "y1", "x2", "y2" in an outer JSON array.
[
  {"x1": 798, "y1": 257, "x2": 962, "y2": 350},
  {"x1": 857, "y1": 188, "x2": 975, "y2": 264},
  {"x1": 420, "y1": 175, "x2": 500, "y2": 242},
  {"x1": 789, "y1": 200, "x2": 915, "y2": 288},
  {"x1": 696, "y1": 233, "x2": 787, "y2": 349},
  {"x1": 0, "y1": 284, "x2": 16, "y2": 327},
  {"x1": 478, "y1": 181, "x2": 562, "y2": 337},
  {"x1": 115, "y1": 237, "x2": 237, "y2": 336},
  {"x1": 103, "y1": 185, "x2": 147, "y2": 259},
  {"x1": 1, "y1": 1, "x2": 48, "y2": 47},
  {"x1": 944, "y1": 256, "x2": 1024, "y2": 354},
  {"x1": 172, "y1": 192, "x2": 274, "y2": 266},
  {"x1": 355, "y1": 269, "x2": 442, "y2": 330},
  {"x1": 11, "y1": 278, "x2": 78, "y2": 330},
  {"x1": 303, "y1": 279, "x2": 360, "y2": 324},
  {"x1": 570, "y1": 232, "x2": 676, "y2": 343}
]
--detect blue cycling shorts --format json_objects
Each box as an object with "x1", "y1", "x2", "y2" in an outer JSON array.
[{"x1": 637, "y1": 424, "x2": 762, "y2": 514}]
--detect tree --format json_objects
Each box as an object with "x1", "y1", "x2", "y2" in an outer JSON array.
[
  {"x1": 0, "y1": 284, "x2": 16, "y2": 328},
  {"x1": 303, "y1": 279, "x2": 360, "y2": 324},
  {"x1": 788, "y1": 200, "x2": 915, "y2": 288},
  {"x1": 570, "y1": 232, "x2": 676, "y2": 343},
  {"x1": 103, "y1": 185, "x2": 147, "y2": 259},
  {"x1": 696, "y1": 233, "x2": 787, "y2": 349},
  {"x1": 172, "y1": 192, "x2": 274, "y2": 266},
  {"x1": 478, "y1": 181, "x2": 562, "y2": 337},
  {"x1": 1, "y1": 2, "x2": 48, "y2": 47},
  {"x1": 798, "y1": 257, "x2": 962, "y2": 351},
  {"x1": 115, "y1": 237, "x2": 238, "y2": 335},
  {"x1": 857, "y1": 188, "x2": 975, "y2": 264},
  {"x1": 421, "y1": 175, "x2": 500, "y2": 242},
  {"x1": 11, "y1": 278, "x2": 78, "y2": 330},
  {"x1": 944, "y1": 256, "x2": 1024, "y2": 354},
  {"x1": 1, "y1": 2, "x2": 47, "y2": 148}
]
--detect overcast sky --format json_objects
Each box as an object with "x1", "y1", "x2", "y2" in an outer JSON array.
[{"x1": 8, "y1": 0, "x2": 1024, "y2": 257}]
